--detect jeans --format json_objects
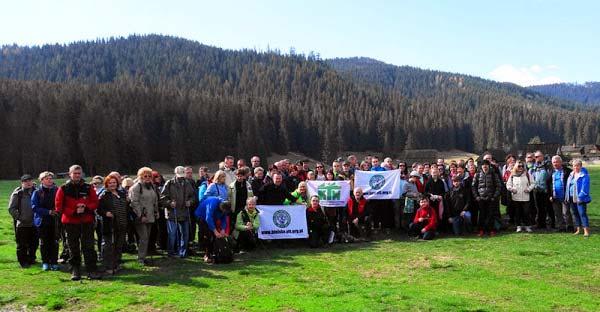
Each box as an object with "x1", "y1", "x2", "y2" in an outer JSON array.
[
  {"x1": 167, "y1": 220, "x2": 189, "y2": 257},
  {"x1": 571, "y1": 202, "x2": 590, "y2": 228},
  {"x1": 451, "y1": 215, "x2": 472, "y2": 235},
  {"x1": 408, "y1": 222, "x2": 435, "y2": 240},
  {"x1": 552, "y1": 200, "x2": 572, "y2": 229}
]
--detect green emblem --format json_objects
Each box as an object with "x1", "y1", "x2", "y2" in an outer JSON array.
[{"x1": 318, "y1": 182, "x2": 341, "y2": 201}]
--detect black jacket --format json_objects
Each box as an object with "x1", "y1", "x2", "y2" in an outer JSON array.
[{"x1": 257, "y1": 183, "x2": 296, "y2": 205}]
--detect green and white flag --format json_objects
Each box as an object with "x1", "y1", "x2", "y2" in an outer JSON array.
[{"x1": 307, "y1": 180, "x2": 351, "y2": 207}]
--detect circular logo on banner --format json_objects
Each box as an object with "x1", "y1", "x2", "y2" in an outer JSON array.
[
  {"x1": 273, "y1": 210, "x2": 292, "y2": 228},
  {"x1": 369, "y1": 174, "x2": 386, "y2": 190}
]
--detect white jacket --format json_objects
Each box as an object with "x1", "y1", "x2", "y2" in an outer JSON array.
[{"x1": 506, "y1": 173, "x2": 535, "y2": 202}]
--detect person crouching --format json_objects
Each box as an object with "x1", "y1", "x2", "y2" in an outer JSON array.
[
  {"x1": 233, "y1": 197, "x2": 260, "y2": 251},
  {"x1": 306, "y1": 195, "x2": 330, "y2": 248},
  {"x1": 409, "y1": 194, "x2": 438, "y2": 240}
]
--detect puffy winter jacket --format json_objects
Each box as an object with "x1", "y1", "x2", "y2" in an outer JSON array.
[{"x1": 472, "y1": 170, "x2": 501, "y2": 200}]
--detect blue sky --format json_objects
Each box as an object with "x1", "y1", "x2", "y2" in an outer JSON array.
[{"x1": 2, "y1": 0, "x2": 599, "y2": 86}]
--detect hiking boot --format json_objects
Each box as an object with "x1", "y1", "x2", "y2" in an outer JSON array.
[
  {"x1": 525, "y1": 226, "x2": 533, "y2": 233},
  {"x1": 51, "y1": 264, "x2": 60, "y2": 271},
  {"x1": 87, "y1": 271, "x2": 102, "y2": 280},
  {"x1": 71, "y1": 266, "x2": 81, "y2": 281},
  {"x1": 42, "y1": 263, "x2": 50, "y2": 271}
]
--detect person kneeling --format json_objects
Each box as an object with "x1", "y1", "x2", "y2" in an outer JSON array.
[
  {"x1": 445, "y1": 176, "x2": 472, "y2": 235},
  {"x1": 233, "y1": 197, "x2": 260, "y2": 251},
  {"x1": 345, "y1": 187, "x2": 371, "y2": 241},
  {"x1": 409, "y1": 194, "x2": 438, "y2": 240},
  {"x1": 306, "y1": 196, "x2": 330, "y2": 248}
]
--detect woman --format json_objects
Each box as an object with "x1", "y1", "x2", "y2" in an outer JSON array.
[
  {"x1": 566, "y1": 159, "x2": 592, "y2": 237},
  {"x1": 204, "y1": 170, "x2": 229, "y2": 202},
  {"x1": 502, "y1": 154, "x2": 517, "y2": 224},
  {"x1": 324, "y1": 169, "x2": 343, "y2": 239},
  {"x1": 130, "y1": 167, "x2": 160, "y2": 265},
  {"x1": 285, "y1": 181, "x2": 309, "y2": 205},
  {"x1": 314, "y1": 163, "x2": 326, "y2": 181},
  {"x1": 97, "y1": 175, "x2": 129, "y2": 274},
  {"x1": 345, "y1": 188, "x2": 371, "y2": 240},
  {"x1": 306, "y1": 171, "x2": 316, "y2": 181},
  {"x1": 506, "y1": 161, "x2": 534, "y2": 233},
  {"x1": 233, "y1": 197, "x2": 260, "y2": 251},
  {"x1": 306, "y1": 196, "x2": 330, "y2": 248},
  {"x1": 359, "y1": 161, "x2": 370, "y2": 171}
]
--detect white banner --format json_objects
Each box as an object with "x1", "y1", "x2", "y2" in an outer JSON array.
[
  {"x1": 306, "y1": 180, "x2": 351, "y2": 207},
  {"x1": 257, "y1": 205, "x2": 309, "y2": 240},
  {"x1": 354, "y1": 169, "x2": 402, "y2": 199}
]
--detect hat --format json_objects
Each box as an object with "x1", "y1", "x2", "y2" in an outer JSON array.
[
  {"x1": 20, "y1": 174, "x2": 33, "y2": 182},
  {"x1": 174, "y1": 166, "x2": 186, "y2": 178},
  {"x1": 409, "y1": 171, "x2": 420, "y2": 177}
]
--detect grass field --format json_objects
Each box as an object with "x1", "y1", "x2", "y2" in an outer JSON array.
[{"x1": 0, "y1": 169, "x2": 599, "y2": 311}]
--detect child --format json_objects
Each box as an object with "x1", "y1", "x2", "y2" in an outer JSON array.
[{"x1": 408, "y1": 194, "x2": 438, "y2": 240}]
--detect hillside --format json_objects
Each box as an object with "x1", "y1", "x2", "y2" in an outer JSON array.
[
  {"x1": 528, "y1": 82, "x2": 600, "y2": 107},
  {"x1": 0, "y1": 35, "x2": 598, "y2": 178}
]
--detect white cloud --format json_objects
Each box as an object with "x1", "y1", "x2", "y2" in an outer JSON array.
[{"x1": 488, "y1": 64, "x2": 563, "y2": 86}]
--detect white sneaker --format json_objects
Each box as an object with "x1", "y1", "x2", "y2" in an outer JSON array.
[
  {"x1": 525, "y1": 226, "x2": 533, "y2": 233},
  {"x1": 516, "y1": 226, "x2": 523, "y2": 233},
  {"x1": 328, "y1": 231, "x2": 335, "y2": 244}
]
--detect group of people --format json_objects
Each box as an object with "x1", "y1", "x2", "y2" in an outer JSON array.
[{"x1": 8, "y1": 152, "x2": 593, "y2": 280}]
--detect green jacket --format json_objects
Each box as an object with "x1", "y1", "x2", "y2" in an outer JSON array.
[
  {"x1": 233, "y1": 209, "x2": 260, "y2": 239},
  {"x1": 284, "y1": 190, "x2": 308, "y2": 205}
]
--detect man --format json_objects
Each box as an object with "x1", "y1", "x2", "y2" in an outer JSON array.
[
  {"x1": 347, "y1": 155, "x2": 358, "y2": 170},
  {"x1": 229, "y1": 168, "x2": 254, "y2": 226},
  {"x1": 472, "y1": 160, "x2": 501, "y2": 237},
  {"x1": 250, "y1": 156, "x2": 261, "y2": 172},
  {"x1": 8, "y1": 174, "x2": 37, "y2": 268},
  {"x1": 550, "y1": 155, "x2": 573, "y2": 232},
  {"x1": 332, "y1": 161, "x2": 344, "y2": 179},
  {"x1": 31, "y1": 171, "x2": 60, "y2": 271},
  {"x1": 160, "y1": 166, "x2": 197, "y2": 258},
  {"x1": 370, "y1": 156, "x2": 386, "y2": 172},
  {"x1": 529, "y1": 151, "x2": 553, "y2": 229},
  {"x1": 525, "y1": 153, "x2": 535, "y2": 171},
  {"x1": 257, "y1": 173, "x2": 296, "y2": 205},
  {"x1": 445, "y1": 176, "x2": 472, "y2": 235},
  {"x1": 250, "y1": 167, "x2": 266, "y2": 196},
  {"x1": 223, "y1": 156, "x2": 236, "y2": 186},
  {"x1": 184, "y1": 166, "x2": 197, "y2": 247},
  {"x1": 55, "y1": 165, "x2": 100, "y2": 280},
  {"x1": 237, "y1": 159, "x2": 246, "y2": 170}
]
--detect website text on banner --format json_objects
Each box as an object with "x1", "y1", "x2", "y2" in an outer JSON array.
[
  {"x1": 354, "y1": 169, "x2": 402, "y2": 200},
  {"x1": 257, "y1": 205, "x2": 309, "y2": 240},
  {"x1": 307, "y1": 180, "x2": 351, "y2": 207}
]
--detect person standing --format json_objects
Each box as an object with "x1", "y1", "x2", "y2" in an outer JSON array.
[
  {"x1": 529, "y1": 151, "x2": 553, "y2": 230},
  {"x1": 565, "y1": 159, "x2": 592, "y2": 237},
  {"x1": 8, "y1": 174, "x2": 37, "y2": 268},
  {"x1": 550, "y1": 155, "x2": 573, "y2": 232},
  {"x1": 97, "y1": 175, "x2": 129, "y2": 274},
  {"x1": 55, "y1": 165, "x2": 100, "y2": 280},
  {"x1": 31, "y1": 172, "x2": 60, "y2": 271},
  {"x1": 160, "y1": 166, "x2": 197, "y2": 258},
  {"x1": 506, "y1": 161, "x2": 535, "y2": 233},
  {"x1": 472, "y1": 160, "x2": 501, "y2": 237},
  {"x1": 130, "y1": 167, "x2": 159, "y2": 266},
  {"x1": 229, "y1": 168, "x2": 253, "y2": 230}
]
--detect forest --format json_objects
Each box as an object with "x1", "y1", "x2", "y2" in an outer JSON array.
[{"x1": 0, "y1": 35, "x2": 598, "y2": 178}]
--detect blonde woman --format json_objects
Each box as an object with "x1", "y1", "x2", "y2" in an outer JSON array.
[
  {"x1": 565, "y1": 159, "x2": 592, "y2": 237},
  {"x1": 506, "y1": 161, "x2": 535, "y2": 233},
  {"x1": 204, "y1": 170, "x2": 229, "y2": 201},
  {"x1": 130, "y1": 167, "x2": 159, "y2": 265}
]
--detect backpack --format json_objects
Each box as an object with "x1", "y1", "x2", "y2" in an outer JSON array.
[{"x1": 213, "y1": 236, "x2": 234, "y2": 264}]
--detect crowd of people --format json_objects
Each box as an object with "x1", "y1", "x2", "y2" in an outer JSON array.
[{"x1": 8, "y1": 152, "x2": 593, "y2": 280}]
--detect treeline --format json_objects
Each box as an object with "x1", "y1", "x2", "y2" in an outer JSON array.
[
  {"x1": 0, "y1": 35, "x2": 599, "y2": 178},
  {"x1": 529, "y1": 82, "x2": 600, "y2": 107}
]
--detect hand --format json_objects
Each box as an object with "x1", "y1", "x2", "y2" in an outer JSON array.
[
  {"x1": 524, "y1": 189, "x2": 530, "y2": 193},
  {"x1": 353, "y1": 218, "x2": 359, "y2": 225},
  {"x1": 49, "y1": 210, "x2": 58, "y2": 216},
  {"x1": 220, "y1": 230, "x2": 227, "y2": 237},
  {"x1": 214, "y1": 230, "x2": 222, "y2": 238},
  {"x1": 475, "y1": 197, "x2": 482, "y2": 202},
  {"x1": 448, "y1": 218, "x2": 454, "y2": 223},
  {"x1": 185, "y1": 200, "x2": 191, "y2": 208},
  {"x1": 170, "y1": 201, "x2": 177, "y2": 208},
  {"x1": 245, "y1": 224, "x2": 253, "y2": 230},
  {"x1": 421, "y1": 228, "x2": 427, "y2": 234},
  {"x1": 418, "y1": 217, "x2": 424, "y2": 222},
  {"x1": 511, "y1": 189, "x2": 517, "y2": 194},
  {"x1": 460, "y1": 211, "x2": 466, "y2": 217},
  {"x1": 549, "y1": 197, "x2": 553, "y2": 202},
  {"x1": 106, "y1": 212, "x2": 113, "y2": 218},
  {"x1": 76, "y1": 204, "x2": 85, "y2": 214},
  {"x1": 141, "y1": 216, "x2": 148, "y2": 223}
]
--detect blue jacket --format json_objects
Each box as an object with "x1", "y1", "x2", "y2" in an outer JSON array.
[
  {"x1": 552, "y1": 167, "x2": 571, "y2": 201},
  {"x1": 204, "y1": 183, "x2": 229, "y2": 202},
  {"x1": 31, "y1": 185, "x2": 58, "y2": 227},
  {"x1": 195, "y1": 196, "x2": 222, "y2": 220},
  {"x1": 371, "y1": 166, "x2": 386, "y2": 172},
  {"x1": 205, "y1": 197, "x2": 228, "y2": 232},
  {"x1": 565, "y1": 168, "x2": 592, "y2": 204},
  {"x1": 197, "y1": 180, "x2": 208, "y2": 203}
]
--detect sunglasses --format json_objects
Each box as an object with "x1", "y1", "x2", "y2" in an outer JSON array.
[
  {"x1": 517, "y1": 165, "x2": 524, "y2": 168},
  {"x1": 316, "y1": 166, "x2": 323, "y2": 168},
  {"x1": 143, "y1": 175, "x2": 152, "y2": 178}
]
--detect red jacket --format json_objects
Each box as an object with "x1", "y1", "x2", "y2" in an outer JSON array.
[
  {"x1": 413, "y1": 205, "x2": 437, "y2": 232},
  {"x1": 346, "y1": 197, "x2": 368, "y2": 220},
  {"x1": 55, "y1": 180, "x2": 99, "y2": 224},
  {"x1": 415, "y1": 180, "x2": 425, "y2": 193}
]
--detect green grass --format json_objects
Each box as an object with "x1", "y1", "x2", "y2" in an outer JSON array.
[{"x1": 1, "y1": 169, "x2": 599, "y2": 311}]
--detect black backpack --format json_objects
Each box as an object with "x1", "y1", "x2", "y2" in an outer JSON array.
[{"x1": 213, "y1": 237, "x2": 234, "y2": 264}]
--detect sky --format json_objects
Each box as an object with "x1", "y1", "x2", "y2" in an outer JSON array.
[{"x1": 2, "y1": 0, "x2": 599, "y2": 86}]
